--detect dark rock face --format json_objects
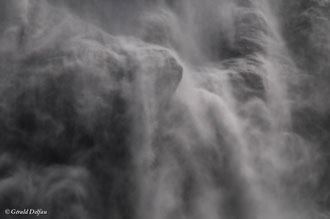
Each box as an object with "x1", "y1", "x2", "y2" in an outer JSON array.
[
  {"x1": 0, "y1": 2, "x2": 182, "y2": 218},
  {"x1": 280, "y1": 0, "x2": 330, "y2": 209}
]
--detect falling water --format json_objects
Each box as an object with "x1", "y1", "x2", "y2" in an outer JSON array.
[{"x1": 0, "y1": 0, "x2": 329, "y2": 219}]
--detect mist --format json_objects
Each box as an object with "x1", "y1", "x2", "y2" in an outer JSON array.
[{"x1": 0, "y1": 0, "x2": 329, "y2": 219}]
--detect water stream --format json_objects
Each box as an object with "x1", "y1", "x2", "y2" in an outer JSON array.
[{"x1": 0, "y1": 0, "x2": 329, "y2": 219}]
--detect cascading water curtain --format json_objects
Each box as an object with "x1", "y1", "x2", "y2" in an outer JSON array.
[{"x1": 0, "y1": 0, "x2": 329, "y2": 219}]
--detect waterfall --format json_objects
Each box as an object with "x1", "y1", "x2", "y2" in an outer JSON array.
[{"x1": 0, "y1": 0, "x2": 329, "y2": 219}]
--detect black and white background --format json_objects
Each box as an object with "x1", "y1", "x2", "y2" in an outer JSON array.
[{"x1": 0, "y1": 0, "x2": 330, "y2": 218}]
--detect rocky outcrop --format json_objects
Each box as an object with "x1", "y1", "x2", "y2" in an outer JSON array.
[{"x1": 0, "y1": 1, "x2": 183, "y2": 218}]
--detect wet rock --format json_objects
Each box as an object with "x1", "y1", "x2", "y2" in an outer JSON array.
[
  {"x1": 234, "y1": 9, "x2": 270, "y2": 56},
  {"x1": 0, "y1": 2, "x2": 183, "y2": 218},
  {"x1": 223, "y1": 58, "x2": 266, "y2": 101}
]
